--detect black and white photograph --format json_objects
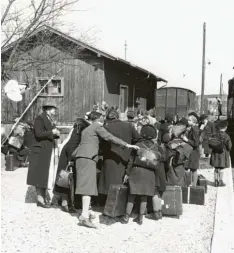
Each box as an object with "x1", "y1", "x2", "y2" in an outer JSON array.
[{"x1": 1, "y1": 0, "x2": 234, "y2": 252}]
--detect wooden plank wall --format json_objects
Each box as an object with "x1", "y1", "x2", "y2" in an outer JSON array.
[
  {"x1": 103, "y1": 59, "x2": 153, "y2": 113},
  {"x1": 1, "y1": 43, "x2": 105, "y2": 124}
]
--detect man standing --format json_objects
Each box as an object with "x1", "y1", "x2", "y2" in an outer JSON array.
[
  {"x1": 216, "y1": 97, "x2": 223, "y2": 119},
  {"x1": 27, "y1": 104, "x2": 60, "y2": 208}
]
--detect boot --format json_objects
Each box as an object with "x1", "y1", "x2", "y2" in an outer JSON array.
[
  {"x1": 214, "y1": 180, "x2": 219, "y2": 187},
  {"x1": 133, "y1": 214, "x2": 143, "y2": 225},
  {"x1": 218, "y1": 180, "x2": 226, "y2": 187},
  {"x1": 120, "y1": 213, "x2": 130, "y2": 224},
  {"x1": 158, "y1": 210, "x2": 163, "y2": 219},
  {"x1": 145, "y1": 211, "x2": 160, "y2": 220}
]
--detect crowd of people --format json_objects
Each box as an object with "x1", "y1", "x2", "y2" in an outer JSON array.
[{"x1": 22, "y1": 101, "x2": 232, "y2": 228}]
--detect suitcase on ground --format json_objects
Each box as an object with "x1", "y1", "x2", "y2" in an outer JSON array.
[
  {"x1": 182, "y1": 186, "x2": 205, "y2": 205},
  {"x1": 104, "y1": 184, "x2": 128, "y2": 217},
  {"x1": 161, "y1": 186, "x2": 183, "y2": 218},
  {"x1": 197, "y1": 174, "x2": 208, "y2": 193},
  {"x1": 5, "y1": 154, "x2": 20, "y2": 171}
]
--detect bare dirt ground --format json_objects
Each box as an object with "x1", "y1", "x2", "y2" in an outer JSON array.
[{"x1": 1, "y1": 159, "x2": 217, "y2": 253}]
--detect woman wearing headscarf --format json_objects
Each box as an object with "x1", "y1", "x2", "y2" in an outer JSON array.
[
  {"x1": 73, "y1": 111, "x2": 139, "y2": 228},
  {"x1": 98, "y1": 108, "x2": 140, "y2": 198},
  {"x1": 54, "y1": 118, "x2": 90, "y2": 212},
  {"x1": 158, "y1": 113, "x2": 174, "y2": 145}
]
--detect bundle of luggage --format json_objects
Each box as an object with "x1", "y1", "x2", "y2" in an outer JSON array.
[{"x1": 103, "y1": 170, "x2": 207, "y2": 219}]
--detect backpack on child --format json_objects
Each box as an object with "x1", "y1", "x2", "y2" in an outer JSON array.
[{"x1": 208, "y1": 133, "x2": 224, "y2": 154}]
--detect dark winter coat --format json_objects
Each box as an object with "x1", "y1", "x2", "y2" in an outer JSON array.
[
  {"x1": 201, "y1": 121, "x2": 216, "y2": 154},
  {"x1": 98, "y1": 119, "x2": 140, "y2": 195},
  {"x1": 27, "y1": 112, "x2": 59, "y2": 188},
  {"x1": 165, "y1": 139, "x2": 192, "y2": 186},
  {"x1": 126, "y1": 140, "x2": 166, "y2": 196},
  {"x1": 210, "y1": 131, "x2": 232, "y2": 168},
  {"x1": 158, "y1": 122, "x2": 173, "y2": 144},
  {"x1": 54, "y1": 127, "x2": 82, "y2": 195},
  {"x1": 74, "y1": 122, "x2": 129, "y2": 196},
  {"x1": 186, "y1": 125, "x2": 200, "y2": 170}
]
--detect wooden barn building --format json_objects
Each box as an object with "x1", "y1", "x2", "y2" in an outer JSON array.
[{"x1": 1, "y1": 26, "x2": 167, "y2": 125}]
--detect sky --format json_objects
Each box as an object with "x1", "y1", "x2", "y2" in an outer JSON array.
[
  {"x1": 2, "y1": 0, "x2": 234, "y2": 95},
  {"x1": 61, "y1": 0, "x2": 234, "y2": 95}
]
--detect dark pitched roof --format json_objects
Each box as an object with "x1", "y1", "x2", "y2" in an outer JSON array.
[{"x1": 2, "y1": 25, "x2": 167, "y2": 83}]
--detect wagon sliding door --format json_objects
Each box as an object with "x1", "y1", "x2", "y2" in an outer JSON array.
[{"x1": 119, "y1": 85, "x2": 128, "y2": 118}]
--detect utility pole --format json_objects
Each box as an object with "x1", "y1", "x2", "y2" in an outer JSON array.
[
  {"x1": 124, "y1": 40, "x2": 127, "y2": 60},
  {"x1": 200, "y1": 22, "x2": 206, "y2": 114},
  {"x1": 219, "y1": 73, "x2": 223, "y2": 101}
]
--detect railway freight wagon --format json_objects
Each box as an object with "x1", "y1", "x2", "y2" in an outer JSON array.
[
  {"x1": 227, "y1": 77, "x2": 234, "y2": 167},
  {"x1": 155, "y1": 87, "x2": 196, "y2": 120}
]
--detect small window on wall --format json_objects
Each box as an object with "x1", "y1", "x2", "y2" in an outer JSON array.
[{"x1": 37, "y1": 77, "x2": 64, "y2": 96}]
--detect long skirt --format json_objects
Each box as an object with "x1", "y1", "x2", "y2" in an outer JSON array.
[{"x1": 75, "y1": 158, "x2": 98, "y2": 196}]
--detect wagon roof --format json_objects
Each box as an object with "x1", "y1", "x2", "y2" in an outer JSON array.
[
  {"x1": 2, "y1": 25, "x2": 167, "y2": 83},
  {"x1": 157, "y1": 86, "x2": 196, "y2": 94}
]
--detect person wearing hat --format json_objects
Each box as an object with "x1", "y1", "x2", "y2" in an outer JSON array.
[
  {"x1": 199, "y1": 114, "x2": 216, "y2": 157},
  {"x1": 216, "y1": 97, "x2": 223, "y2": 119},
  {"x1": 72, "y1": 111, "x2": 140, "y2": 228},
  {"x1": 210, "y1": 120, "x2": 232, "y2": 187},
  {"x1": 54, "y1": 118, "x2": 90, "y2": 212},
  {"x1": 158, "y1": 112, "x2": 174, "y2": 145},
  {"x1": 27, "y1": 103, "x2": 60, "y2": 208},
  {"x1": 98, "y1": 108, "x2": 140, "y2": 201},
  {"x1": 127, "y1": 110, "x2": 136, "y2": 128},
  {"x1": 121, "y1": 125, "x2": 165, "y2": 225}
]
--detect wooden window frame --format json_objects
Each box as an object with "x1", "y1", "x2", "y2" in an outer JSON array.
[
  {"x1": 37, "y1": 77, "x2": 64, "y2": 97},
  {"x1": 119, "y1": 84, "x2": 129, "y2": 113}
]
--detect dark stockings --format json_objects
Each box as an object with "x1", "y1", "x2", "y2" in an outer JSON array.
[{"x1": 126, "y1": 195, "x2": 147, "y2": 215}]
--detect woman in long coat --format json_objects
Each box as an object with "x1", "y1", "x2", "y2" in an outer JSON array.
[
  {"x1": 27, "y1": 104, "x2": 60, "y2": 208},
  {"x1": 73, "y1": 111, "x2": 139, "y2": 228},
  {"x1": 98, "y1": 108, "x2": 140, "y2": 197},
  {"x1": 54, "y1": 118, "x2": 90, "y2": 212}
]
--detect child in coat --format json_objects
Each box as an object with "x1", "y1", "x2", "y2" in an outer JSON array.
[
  {"x1": 210, "y1": 120, "x2": 232, "y2": 187},
  {"x1": 120, "y1": 125, "x2": 162, "y2": 225},
  {"x1": 181, "y1": 115, "x2": 200, "y2": 186}
]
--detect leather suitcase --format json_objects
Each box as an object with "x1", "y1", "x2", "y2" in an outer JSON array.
[
  {"x1": 5, "y1": 154, "x2": 19, "y2": 171},
  {"x1": 197, "y1": 174, "x2": 208, "y2": 193},
  {"x1": 161, "y1": 186, "x2": 183, "y2": 218},
  {"x1": 182, "y1": 186, "x2": 205, "y2": 205},
  {"x1": 104, "y1": 184, "x2": 128, "y2": 217}
]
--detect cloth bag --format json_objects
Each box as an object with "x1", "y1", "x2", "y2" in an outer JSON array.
[
  {"x1": 208, "y1": 134, "x2": 224, "y2": 153},
  {"x1": 135, "y1": 144, "x2": 161, "y2": 170},
  {"x1": 55, "y1": 162, "x2": 73, "y2": 189}
]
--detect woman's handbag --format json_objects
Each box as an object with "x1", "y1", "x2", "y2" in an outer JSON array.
[{"x1": 56, "y1": 162, "x2": 73, "y2": 188}]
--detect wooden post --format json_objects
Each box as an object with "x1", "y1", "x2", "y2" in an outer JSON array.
[
  {"x1": 133, "y1": 84, "x2": 135, "y2": 110},
  {"x1": 220, "y1": 73, "x2": 223, "y2": 101},
  {"x1": 200, "y1": 22, "x2": 206, "y2": 115},
  {"x1": 124, "y1": 40, "x2": 127, "y2": 60}
]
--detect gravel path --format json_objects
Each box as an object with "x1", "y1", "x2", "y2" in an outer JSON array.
[{"x1": 1, "y1": 166, "x2": 217, "y2": 253}]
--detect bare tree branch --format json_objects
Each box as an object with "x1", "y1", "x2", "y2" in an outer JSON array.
[{"x1": 1, "y1": 0, "x2": 17, "y2": 25}]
